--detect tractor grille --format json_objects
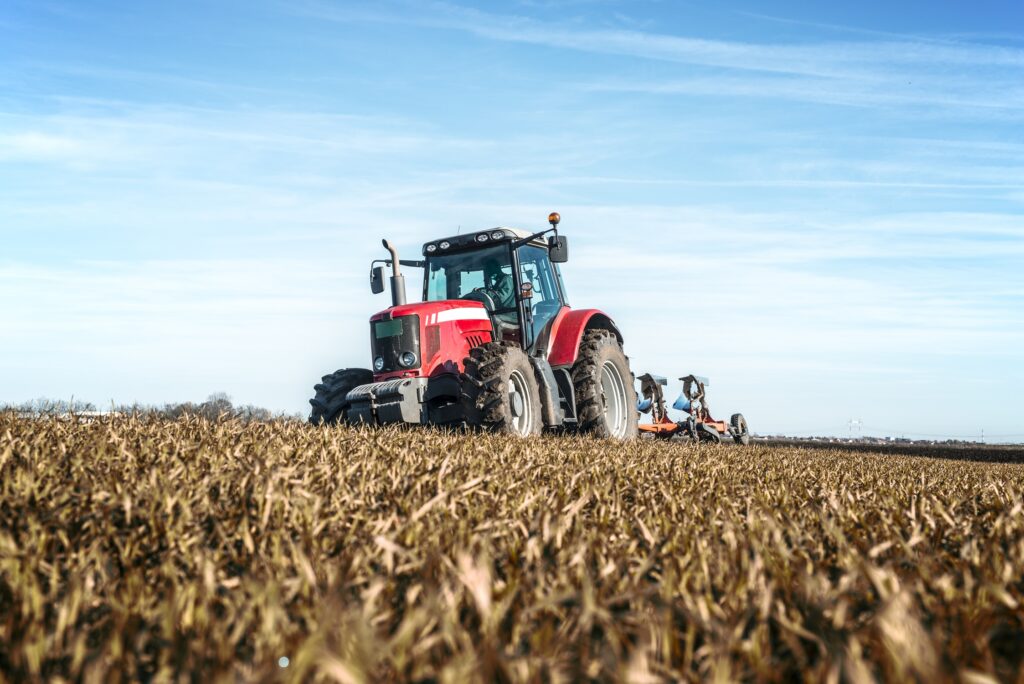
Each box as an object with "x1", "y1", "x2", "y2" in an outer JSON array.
[
  {"x1": 466, "y1": 335, "x2": 485, "y2": 349},
  {"x1": 424, "y1": 324, "x2": 441, "y2": 361},
  {"x1": 371, "y1": 315, "x2": 421, "y2": 372}
]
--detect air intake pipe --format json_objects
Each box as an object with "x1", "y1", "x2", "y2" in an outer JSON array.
[{"x1": 382, "y1": 239, "x2": 407, "y2": 307}]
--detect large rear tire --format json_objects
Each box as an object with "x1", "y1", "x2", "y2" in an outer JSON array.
[
  {"x1": 462, "y1": 342, "x2": 543, "y2": 437},
  {"x1": 309, "y1": 368, "x2": 373, "y2": 425},
  {"x1": 570, "y1": 330, "x2": 639, "y2": 440},
  {"x1": 730, "y1": 413, "x2": 750, "y2": 446}
]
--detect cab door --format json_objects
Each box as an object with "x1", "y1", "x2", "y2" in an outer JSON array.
[{"x1": 515, "y1": 244, "x2": 566, "y2": 351}]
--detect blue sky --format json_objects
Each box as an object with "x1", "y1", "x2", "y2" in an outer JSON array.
[{"x1": 1, "y1": 0, "x2": 1022, "y2": 439}]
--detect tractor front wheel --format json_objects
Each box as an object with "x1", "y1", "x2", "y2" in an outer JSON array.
[
  {"x1": 571, "y1": 330, "x2": 639, "y2": 440},
  {"x1": 462, "y1": 343, "x2": 543, "y2": 437},
  {"x1": 309, "y1": 368, "x2": 373, "y2": 425}
]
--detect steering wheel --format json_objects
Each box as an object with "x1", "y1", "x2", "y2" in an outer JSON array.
[{"x1": 461, "y1": 289, "x2": 497, "y2": 312}]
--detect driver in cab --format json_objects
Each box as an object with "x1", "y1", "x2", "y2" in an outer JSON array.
[{"x1": 483, "y1": 258, "x2": 514, "y2": 313}]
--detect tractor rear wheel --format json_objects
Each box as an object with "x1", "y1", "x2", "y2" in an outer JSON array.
[
  {"x1": 309, "y1": 368, "x2": 373, "y2": 425},
  {"x1": 462, "y1": 342, "x2": 543, "y2": 437},
  {"x1": 570, "y1": 330, "x2": 638, "y2": 440},
  {"x1": 731, "y1": 413, "x2": 750, "y2": 445}
]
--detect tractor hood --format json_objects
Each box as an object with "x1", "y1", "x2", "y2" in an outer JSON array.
[
  {"x1": 368, "y1": 299, "x2": 494, "y2": 382},
  {"x1": 369, "y1": 299, "x2": 490, "y2": 323}
]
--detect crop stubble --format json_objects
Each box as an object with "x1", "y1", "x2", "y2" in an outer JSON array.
[{"x1": 1, "y1": 414, "x2": 1023, "y2": 682}]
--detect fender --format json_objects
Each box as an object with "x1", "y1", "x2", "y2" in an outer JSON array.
[
  {"x1": 529, "y1": 356, "x2": 564, "y2": 427},
  {"x1": 546, "y1": 307, "x2": 624, "y2": 368}
]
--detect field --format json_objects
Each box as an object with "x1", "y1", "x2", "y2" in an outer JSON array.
[{"x1": 2, "y1": 415, "x2": 1023, "y2": 682}]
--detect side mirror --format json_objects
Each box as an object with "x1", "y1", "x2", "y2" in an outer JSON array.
[
  {"x1": 548, "y1": 235, "x2": 569, "y2": 263},
  {"x1": 370, "y1": 266, "x2": 385, "y2": 294}
]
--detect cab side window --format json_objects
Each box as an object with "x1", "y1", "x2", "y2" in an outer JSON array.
[
  {"x1": 428, "y1": 265, "x2": 448, "y2": 300},
  {"x1": 518, "y1": 245, "x2": 563, "y2": 339}
]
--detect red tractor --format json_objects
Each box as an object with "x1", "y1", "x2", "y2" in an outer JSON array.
[{"x1": 309, "y1": 213, "x2": 638, "y2": 439}]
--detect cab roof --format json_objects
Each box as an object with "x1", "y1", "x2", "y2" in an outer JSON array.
[{"x1": 421, "y1": 226, "x2": 547, "y2": 256}]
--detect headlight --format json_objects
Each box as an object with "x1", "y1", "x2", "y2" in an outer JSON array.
[
  {"x1": 399, "y1": 351, "x2": 418, "y2": 368},
  {"x1": 439, "y1": 241, "x2": 451, "y2": 250},
  {"x1": 373, "y1": 356, "x2": 385, "y2": 371},
  {"x1": 425, "y1": 244, "x2": 437, "y2": 253},
  {"x1": 491, "y1": 230, "x2": 505, "y2": 240},
  {"x1": 476, "y1": 233, "x2": 489, "y2": 242}
]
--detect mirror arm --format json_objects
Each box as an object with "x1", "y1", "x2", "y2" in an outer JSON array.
[
  {"x1": 374, "y1": 258, "x2": 425, "y2": 269},
  {"x1": 373, "y1": 259, "x2": 425, "y2": 268},
  {"x1": 511, "y1": 226, "x2": 556, "y2": 250}
]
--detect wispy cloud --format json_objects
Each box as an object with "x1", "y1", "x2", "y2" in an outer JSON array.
[
  {"x1": 581, "y1": 73, "x2": 1024, "y2": 115},
  {"x1": 0, "y1": 131, "x2": 87, "y2": 159},
  {"x1": 301, "y1": 1, "x2": 1024, "y2": 73},
  {"x1": 298, "y1": 1, "x2": 1024, "y2": 114}
]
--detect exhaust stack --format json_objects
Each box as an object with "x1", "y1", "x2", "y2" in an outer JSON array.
[{"x1": 382, "y1": 239, "x2": 407, "y2": 307}]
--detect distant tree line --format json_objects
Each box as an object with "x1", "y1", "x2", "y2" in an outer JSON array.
[
  {"x1": 3, "y1": 393, "x2": 294, "y2": 422},
  {"x1": 6, "y1": 397, "x2": 99, "y2": 415}
]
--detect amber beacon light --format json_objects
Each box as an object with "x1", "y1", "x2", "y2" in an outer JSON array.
[{"x1": 548, "y1": 212, "x2": 560, "y2": 227}]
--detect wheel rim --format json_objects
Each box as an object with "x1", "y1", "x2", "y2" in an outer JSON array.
[
  {"x1": 599, "y1": 361, "x2": 629, "y2": 438},
  {"x1": 508, "y1": 369, "x2": 533, "y2": 436}
]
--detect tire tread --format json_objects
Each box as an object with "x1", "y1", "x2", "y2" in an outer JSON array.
[
  {"x1": 309, "y1": 368, "x2": 373, "y2": 425},
  {"x1": 569, "y1": 329, "x2": 638, "y2": 439}
]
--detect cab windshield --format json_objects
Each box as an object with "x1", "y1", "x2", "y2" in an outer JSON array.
[{"x1": 424, "y1": 244, "x2": 513, "y2": 305}]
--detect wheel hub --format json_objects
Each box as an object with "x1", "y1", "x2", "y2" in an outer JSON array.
[
  {"x1": 507, "y1": 369, "x2": 533, "y2": 435},
  {"x1": 599, "y1": 360, "x2": 628, "y2": 439},
  {"x1": 510, "y1": 391, "x2": 524, "y2": 418}
]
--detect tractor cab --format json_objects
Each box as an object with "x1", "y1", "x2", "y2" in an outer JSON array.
[{"x1": 421, "y1": 224, "x2": 568, "y2": 354}]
